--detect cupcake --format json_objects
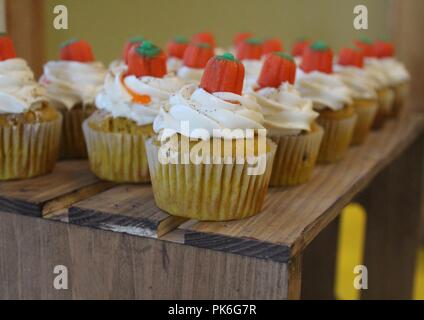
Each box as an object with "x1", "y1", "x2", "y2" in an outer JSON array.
[
  {"x1": 236, "y1": 38, "x2": 264, "y2": 90},
  {"x1": 40, "y1": 39, "x2": 106, "y2": 159},
  {"x1": 109, "y1": 36, "x2": 145, "y2": 73},
  {"x1": 251, "y1": 52, "x2": 323, "y2": 186},
  {"x1": 166, "y1": 36, "x2": 189, "y2": 73},
  {"x1": 355, "y1": 38, "x2": 394, "y2": 128},
  {"x1": 84, "y1": 41, "x2": 185, "y2": 183},
  {"x1": 0, "y1": 36, "x2": 62, "y2": 180},
  {"x1": 177, "y1": 42, "x2": 214, "y2": 83},
  {"x1": 296, "y1": 41, "x2": 355, "y2": 163},
  {"x1": 334, "y1": 47, "x2": 378, "y2": 145},
  {"x1": 373, "y1": 40, "x2": 410, "y2": 117},
  {"x1": 148, "y1": 53, "x2": 276, "y2": 221}
]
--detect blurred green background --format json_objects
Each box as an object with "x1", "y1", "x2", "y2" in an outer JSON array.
[{"x1": 43, "y1": 0, "x2": 392, "y2": 64}]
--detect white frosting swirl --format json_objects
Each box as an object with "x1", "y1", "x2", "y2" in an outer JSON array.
[
  {"x1": 0, "y1": 58, "x2": 46, "y2": 114},
  {"x1": 176, "y1": 66, "x2": 204, "y2": 83},
  {"x1": 96, "y1": 70, "x2": 185, "y2": 126},
  {"x1": 334, "y1": 65, "x2": 378, "y2": 100},
  {"x1": 382, "y1": 58, "x2": 410, "y2": 84},
  {"x1": 242, "y1": 59, "x2": 263, "y2": 90},
  {"x1": 251, "y1": 83, "x2": 319, "y2": 135},
  {"x1": 167, "y1": 57, "x2": 183, "y2": 74},
  {"x1": 41, "y1": 61, "x2": 106, "y2": 110},
  {"x1": 154, "y1": 84, "x2": 265, "y2": 139},
  {"x1": 295, "y1": 69, "x2": 353, "y2": 111},
  {"x1": 108, "y1": 59, "x2": 127, "y2": 73},
  {"x1": 366, "y1": 58, "x2": 410, "y2": 86}
]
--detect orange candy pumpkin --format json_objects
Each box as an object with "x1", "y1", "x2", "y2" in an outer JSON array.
[
  {"x1": 263, "y1": 38, "x2": 284, "y2": 55},
  {"x1": 60, "y1": 39, "x2": 94, "y2": 63},
  {"x1": 191, "y1": 32, "x2": 216, "y2": 48},
  {"x1": 258, "y1": 52, "x2": 296, "y2": 88},
  {"x1": 236, "y1": 38, "x2": 263, "y2": 60},
  {"x1": 233, "y1": 32, "x2": 253, "y2": 47},
  {"x1": 127, "y1": 41, "x2": 167, "y2": 78},
  {"x1": 291, "y1": 38, "x2": 310, "y2": 57},
  {"x1": 167, "y1": 36, "x2": 189, "y2": 59},
  {"x1": 0, "y1": 35, "x2": 16, "y2": 61},
  {"x1": 183, "y1": 42, "x2": 215, "y2": 69},
  {"x1": 354, "y1": 37, "x2": 376, "y2": 58},
  {"x1": 338, "y1": 47, "x2": 364, "y2": 68},
  {"x1": 374, "y1": 40, "x2": 395, "y2": 58},
  {"x1": 122, "y1": 36, "x2": 145, "y2": 64},
  {"x1": 301, "y1": 41, "x2": 333, "y2": 74},
  {"x1": 200, "y1": 53, "x2": 245, "y2": 95}
]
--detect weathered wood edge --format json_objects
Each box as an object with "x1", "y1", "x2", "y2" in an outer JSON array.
[
  {"x1": 184, "y1": 231, "x2": 291, "y2": 263},
  {"x1": 0, "y1": 181, "x2": 114, "y2": 218},
  {"x1": 0, "y1": 197, "x2": 42, "y2": 217},
  {"x1": 69, "y1": 206, "x2": 160, "y2": 238},
  {"x1": 68, "y1": 205, "x2": 186, "y2": 239}
]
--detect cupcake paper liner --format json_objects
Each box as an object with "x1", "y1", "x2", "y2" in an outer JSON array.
[
  {"x1": 392, "y1": 82, "x2": 409, "y2": 118},
  {"x1": 351, "y1": 99, "x2": 378, "y2": 145},
  {"x1": 269, "y1": 125, "x2": 323, "y2": 187},
  {"x1": 83, "y1": 120, "x2": 152, "y2": 183},
  {"x1": 317, "y1": 112, "x2": 357, "y2": 163},
  {"x1": 373, "y1": 87, "x2": 395, "y2": 129},
  {"x1": 59, "y1": 107, "x2": 93, "y2": 159},
  {"x1": 0, "y1": 115, "x2": 62, "y2": 180},
  {"x1": 145, "y1": 137, "x2": 277, "y2": 221}
]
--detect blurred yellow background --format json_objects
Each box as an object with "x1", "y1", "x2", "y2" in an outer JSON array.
[{"x1": 43, "y1": 0, "x2": 392, "y2": 64}]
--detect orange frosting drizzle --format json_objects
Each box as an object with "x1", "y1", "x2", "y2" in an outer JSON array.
[{"x1": 121, "y1": 74, "x2": 152, "y2": 105}]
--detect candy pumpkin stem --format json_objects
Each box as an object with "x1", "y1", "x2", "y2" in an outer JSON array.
[
  {"x1": 123, "y1": 36, "x2": 145, "y2": 63},
  {"x1": 127, "y1": 41, "x2": 167, "y2": 78}
]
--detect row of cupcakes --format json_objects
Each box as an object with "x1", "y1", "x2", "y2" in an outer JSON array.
[{"x1": 0, "y1": 33, "x2": 410, "y2": 222}]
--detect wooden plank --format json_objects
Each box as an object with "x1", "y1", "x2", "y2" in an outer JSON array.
[
  {"x1": 356, "y1": 135, "x2": 424, "y2": 300},
  {"x1": 69, "y1": 185, "x2": 187, "y2": 239},
  {"x1": 301, "y1": 217, "x2": 340, "y2": 300},
  {"x1": 179, "y1": 113, "x2": 424, "y2": 262},
  {"x1": 392, "y1": 0, "x2": 424, "y2": 112},
  {"x1": 5, "y1": 0, "x2": 44, "y2": 77},
  {"x1": 0, "y1": 211, "x2": 294, "y2": 299},
  {"x1": 0, "y1": 161, "x2": 114, "y2": 217}
]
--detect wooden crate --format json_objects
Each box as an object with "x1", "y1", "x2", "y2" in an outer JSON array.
[{"x1": 0, "y1": 112, "x2": 423, "y2": 299}]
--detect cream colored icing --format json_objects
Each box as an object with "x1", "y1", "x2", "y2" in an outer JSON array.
[
  {"x1": 95, "y1": 69, "x2": 185, "y2": 126},
  {"x1": 251, "y1": 83, "x2": 319, "y2": 136},
  {"x1": 295, "y1": 69, "x2": 353, "y2": 111},
  {"x1": 0, "y1": 58, "x2": 46, "y2": 114},
  {"x1": 154, "y1": 83, "x2": 265, "y2": 139},
  {"x1": 41, "y1": 60, "x2": 107, "y2": 110}
]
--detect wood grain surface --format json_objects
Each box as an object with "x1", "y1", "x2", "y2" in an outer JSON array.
[
  {"x1": 0, "y1": 161, "x2": 114, "y2": 217},
  {"x1": 179, "y1": 113, "x2": 424, "y2": 261},
  {"x1": 69, "y1": 184, "x2": 186, "y2": 238},
  {"x1": 0, "y1": 211, "x2": 297, "y2": 299}
]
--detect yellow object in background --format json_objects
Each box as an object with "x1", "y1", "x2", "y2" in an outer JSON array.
[{"x1": 336, "y1": 204, "x2": 424, "y2": 300}]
